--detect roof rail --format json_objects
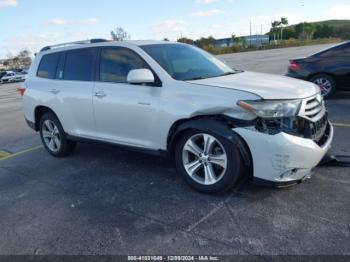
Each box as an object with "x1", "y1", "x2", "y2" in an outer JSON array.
[{"x1": 40, "y1": 39, "x2": 109, "y2": 52}]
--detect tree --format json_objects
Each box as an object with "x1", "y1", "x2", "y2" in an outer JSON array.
[
  {"x1": 196, "y1": 36, "x2": 216, "y2": 48},
  {"x1": 282, "y1": 28, "x2": 297, "y2": 40},
  {"x1": 280, "y1": 17, "x2": 289, "y2": 40},
  {"x1": 231, "y1": 35, "x2": 238, "y2": 45},
  {"x1": 177, "y1": 37, "x2": 195, "y2": 45},
  {"x1": 314, "y1": 24, "x2": 334, "y2": 39},
  {"x1": 304, "y1": 23, "x2": 316, "y2": 40},
  {"x1": 271, "y1": 21, "x2": 281, "y2": 42},
  {"x1": 18, "y1": 49, "x2": 32, "y2": 67},
  {"x1": 110, "y1": 27, "x2": 130, "y2": 41},
  {"x1": 334, "y1": 25, "x2": 350, "y2": 40},
  {"x1": 295, "y1": 22, "x2": 305, "y2": 39}
]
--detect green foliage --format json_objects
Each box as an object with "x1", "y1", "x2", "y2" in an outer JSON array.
[
  {"x1": 282, "y1": 28, "x2": 297, "y2": 40},
  {"x1": 285, "y1": 20, "x2": 350, "y2": 40},
  {"x1": 177, "y1": 37, "x2": 195, "y2": 45},
  {"x1": 196, "y1": 36, "x2": 216, "y2": 48},
  {"x1": 314, "y1": 24, "x2": 334, "y2": 39}
]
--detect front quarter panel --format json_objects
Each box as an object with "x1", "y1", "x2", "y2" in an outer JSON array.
[{"x1": 153, "y1": 80, "x2": 261, "y2": 150}]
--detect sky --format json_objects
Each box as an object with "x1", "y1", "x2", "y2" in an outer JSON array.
[{"x1": 0, "y1": 0, "x2": 349, "y2": 58}]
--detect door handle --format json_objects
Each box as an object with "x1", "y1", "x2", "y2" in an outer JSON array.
[
  {"x1": 49, "y1": 88, "x2": 60, "y2": 94},
  {"x1": 94, "y1": 91, "x2": 107, "y2": 98}
]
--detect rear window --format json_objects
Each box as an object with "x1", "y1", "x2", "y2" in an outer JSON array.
[
  {"x1": 37, "y1": 53, "x2": 60, "y2": 79},
  {"x1": 64, "y1": 48, "x2": 97, "y2": 81}
]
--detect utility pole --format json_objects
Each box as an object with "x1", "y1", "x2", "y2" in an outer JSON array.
[
  {"x1": 301, "y1": 3, "x2": 305, "y2": 40},
  {"x1": 249, "y1": 20, "x2": 252, "y2": 48}
]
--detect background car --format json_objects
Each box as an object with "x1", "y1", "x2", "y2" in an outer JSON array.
[
  {"x1": 287, "y1": 41, "x2": 350, "y2": 98},
  {"x1": 1, "y1": 71, "x2": 27, "y2": 83}
]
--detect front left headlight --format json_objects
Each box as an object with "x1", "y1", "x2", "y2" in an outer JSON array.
[{"x1": 237, "y1": 99, "x2": 301, "y2": 118}]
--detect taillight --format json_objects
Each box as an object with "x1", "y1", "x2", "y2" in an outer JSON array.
[
  {"x1": 289, "y1": 60, "x2": 301, "y2": 71},
  {"x1": 18, "y1": 86, "x2": 26, "y2": 97}
]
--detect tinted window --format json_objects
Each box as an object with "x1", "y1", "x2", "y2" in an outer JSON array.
[
  {"x1": 55, "y1": 53, "x2": 66, "y2": 79},
  {"x1": 37, "y1": 53, "x2": 60, "y2": 79},
  {"x1": 141, "y1": 44, "x2": 235, "y2": 81},
  {"x1": 64, "y1": 48, "x2": 97, "y2": 81},
  {"x1": 315, "y1": 42, "x2": 350, "y2": 58},
  {"x1": 342, "y1": 46, "x2": 350, "y2": 56},
  {"x1": 99, "y1": 47, "x2": 149, "y2": 83}
]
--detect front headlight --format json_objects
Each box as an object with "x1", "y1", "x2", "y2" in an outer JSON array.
[{"x1": 237, "y1": 99, "x2": 301, "y2": 118}]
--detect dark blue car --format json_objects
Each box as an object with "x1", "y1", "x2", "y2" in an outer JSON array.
[{"x1": 287, "y1": 41, "x2": 350, "y2": 98}]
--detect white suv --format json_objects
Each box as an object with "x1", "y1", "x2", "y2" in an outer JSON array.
[{"x1": 22, "y1": 39, "x2": 333, "y2": 193}]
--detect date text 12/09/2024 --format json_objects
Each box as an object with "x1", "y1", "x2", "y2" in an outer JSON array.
[{"x1": 128, "y1": 256, "x2": 220, "y2": 261}]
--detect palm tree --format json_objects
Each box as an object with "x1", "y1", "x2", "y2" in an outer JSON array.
[
  {"x1": 271, "y1": 21, "x2": 281, "y2": 43},
  {"x1": 280, "y1": 17, "x2": 289, "y2": 40},
  {"x1": 304, "y1": 23, "x2": 316, "y2": 40}
]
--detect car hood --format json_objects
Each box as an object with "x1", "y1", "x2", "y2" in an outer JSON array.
[{"x1": 188, "y1": 71, "x2": 319, "y2": 99}]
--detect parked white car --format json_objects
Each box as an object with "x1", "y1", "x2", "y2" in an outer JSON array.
[
  {"x1": 1, "y1": 71, "x2": 27, "y2": 83},
  {"x1": 22, "y1": 39, "x2": 333, "y2": 193}
]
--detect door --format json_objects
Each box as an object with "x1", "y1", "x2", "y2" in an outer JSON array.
[
  {"x1": 36, "y1": 48, "x2": 97, "y2": 137},
  {"x1": 93, "y1": 47, "x2": 162, "y2": 149}
]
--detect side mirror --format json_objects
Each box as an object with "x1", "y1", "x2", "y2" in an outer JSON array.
[{"x1": 127, "y1": 69, "x2": 155, "y2": 84}]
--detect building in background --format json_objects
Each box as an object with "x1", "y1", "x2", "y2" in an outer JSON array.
[{"x1": 215, "y1": 35, "x2": 270, "y2": 48}]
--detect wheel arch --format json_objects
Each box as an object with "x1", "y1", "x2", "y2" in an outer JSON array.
[
  {"x1": 34, "y1": 106, "x2": 60, "y2": 131},
  {"x1": 308, "y1": 72, "x2": 338, "y2": 84},
  {"x1": 167, "y1": 115, "x2": 253, "y2": 171}
]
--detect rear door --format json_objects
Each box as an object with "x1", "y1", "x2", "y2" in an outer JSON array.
[
  {"x1": 93, "y1": 46, "x2": 162, "y2": 149},
  {"x1": 35, "y1": 48, "x2": 97, "y2": 138}
]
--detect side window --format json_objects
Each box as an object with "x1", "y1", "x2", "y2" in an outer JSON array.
[
  {"x1": 341, "y1": 46, "x2": 350, "y2": 57},
  {"x1": 99, "y1": 47, "x2": 149, "y2": 83},
  {"x1": 319, "y1": 45, "x2": 350, "y2": 58},
  {"x1": 64, "y1": 48, "x2": 97, "y2": 81},
  {"x1": 55, "y1": 53, "x2": 65, "y2": 80},
  {"x1": 37, "y1": 53, "x2": 60, "y2": 79}
]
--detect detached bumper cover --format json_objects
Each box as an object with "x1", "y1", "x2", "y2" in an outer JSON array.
[{"x1": 234, "y1": 122, "x2": 333, "y2": 183}]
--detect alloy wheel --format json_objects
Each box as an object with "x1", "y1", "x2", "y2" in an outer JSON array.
[
  {"x1": 42, "y1": 120, "x2": 61, "y2": 153},
  {"x1": 182, "y1": 133, "x2": 228, "y2": 185},
  {"x1": 313, "y1": 77, "x2": 333, "y2": 97}
]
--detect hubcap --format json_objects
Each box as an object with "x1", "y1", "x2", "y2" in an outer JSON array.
[
  {"x1": 182, "y1": 134, "x2": 227, "y2": 185},
  {"x1": 313, "y1": 78, "x2": 332, "y2": 96},
  {"x1": 42, "y1": 120, "x2": 61, "y2": 153}
]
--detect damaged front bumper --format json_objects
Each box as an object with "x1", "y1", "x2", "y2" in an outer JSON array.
[{"x1": 233, "y1": 121, "x2": 334, "y2": 186}]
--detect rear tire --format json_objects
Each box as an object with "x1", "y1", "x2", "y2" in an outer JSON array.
[
  {"x1": 174, "y1": 129, "x2": 244, "y2": 194},
  {"x1": 310, "y1": 74, "x2": 336, "y2": 99},
  {"x1": 39, "y1": 112, "x2": 76, "y2": 157}
]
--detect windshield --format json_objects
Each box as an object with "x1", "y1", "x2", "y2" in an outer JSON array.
[{"x1": 141, "y1": 44, "x2": 235, "y2": 81}]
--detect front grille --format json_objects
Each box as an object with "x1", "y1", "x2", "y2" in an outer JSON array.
[
  {"x1": 299, "y1": 94, "x2": 329, "y2": 144},
  {"x1": 304, "y1": 113, "x2": 329, "y2": 143},
  {"x1": 303, "y1": 94, "x2": 324, "y2": 121}
]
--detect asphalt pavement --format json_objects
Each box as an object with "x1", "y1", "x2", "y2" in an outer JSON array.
[{"x1": 0, "y1": 44, "x2": 349, "y2": 256}]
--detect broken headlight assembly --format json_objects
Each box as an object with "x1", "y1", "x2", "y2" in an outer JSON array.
[
  {"x1": 237, "y1": 99, "x2": 301, "y2": 118},
  {"x1": 237, "y1": 99, "x2": 303, "y2": 136}
]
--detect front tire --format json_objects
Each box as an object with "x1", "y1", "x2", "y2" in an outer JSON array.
[
  {"x1": 39, "y1": 112, "x2": 76, "y2": 157},
  {"x1": 174, "y1": 130, "x2": 244, "y2": 194},
  {"x1": 310, "y1": 74, "x2": 336, "y2": 99}
]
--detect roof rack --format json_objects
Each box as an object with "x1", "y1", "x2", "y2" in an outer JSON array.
[{"x1": 40, "y1": 39, "x2": 109, "y2": 52}]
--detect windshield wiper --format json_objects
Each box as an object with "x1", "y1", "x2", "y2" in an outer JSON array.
[
  {"x1": 220, "y1": 72, "x2": 236, "y2": 76},
  {"x1": 185, "y1": 76, "x2": 207, "y2": 81},
  {"x1": 185, "y1": 71, "x2": 238, "y2": 81}
]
